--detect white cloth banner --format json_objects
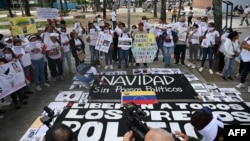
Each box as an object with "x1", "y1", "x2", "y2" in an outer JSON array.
[
  {"x1": 0, "y1": 60, "x2": 26, "y2": 99},
  {"x1": 95, "y1": 32, "x2": 113, "y2": 53},
  {"x1": 36, "y1": 8, "x2": 59, "y2": 19}
]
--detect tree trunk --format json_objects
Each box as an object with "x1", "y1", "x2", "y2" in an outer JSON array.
[
  {"x1": 153, "y1": 0, "x2": 157, "y2": 17},
  {"x1": 212, "y1": 0, "x2": 222, "y2": 33},
  {"x1": 4, "y1": 0, "x2": 14, "y2": 17},
  {"x1": 22, "y1": 0, "x2": 31, "y2": 16},
  {"x1": 103, "y1": 0, "x2": 106, "y2": 19},
  {"x1": 64, "y1": 0, "x2": 68, "y2": 10},
  {"x1": 177, "y1": 0, "x2": 182, "y2": 20},
  {"x1": 59, "y1": 0, "x2": 64, "y2": 10},
  {"x1": 96, "y1": 0, "x2": 101, "y2": 11},
  {"x1": 160, "y1": 0, "x2": 166, "y2": 22},
  {"x1": 49, "y1": 0, "x2": 53, "y2": 8}
]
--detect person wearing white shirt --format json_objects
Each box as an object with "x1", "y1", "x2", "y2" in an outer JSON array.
[
  {"x1": 46, "y1": 33, "x2": 64, "y2": 81},
  {"x1": 187, "y1": 24, "x2": 203, "y2": 68},
  {"x1": 86, "y1": 23, "x2": 99, "y2": 64},
  {"x1": 73, "y1": 21, "x2": 85, "y2": 42},
  {"x1": 111, "y1": 9, "x2": 117, "y2": 30},
  {"x1": 59, "y1": 27, "x2": 72, "y2": 74},
  {"x1": 141, "y1": 16, "x2": 150, "y2": 32},
  {"x1": 162, "y1": 25, "x2": 176, "y2": 67},
  {"x1": 113, "y1": 22, "x2": 125, "y2": 62},
  {"x1": 221, "y1": 31, "x2": 240, "y2": 80},
  {"x1": 103, "y1": 25, "x2": 114, "y2": 70},
  {"x1": 236, "y1": 35, "x2": 250, "y2": 90},
  {"x1": 217, "y1": 28, "x2": 232, "y2": 75},
  {"x1": 239, "y1": 4, "x2": 249, "y2": 26},
  {"x1": 154, "y1": 18, "x2": 167, "y2": 61},
  {"x1": 118, "y1": 28, "x2": 132, "y2": 69},
  {"x1": 199, "y1": 22, "x2": 220, "y2": 74},
  {"x1": 25, "y1": 35, "x2": 50, "y2": 91}
]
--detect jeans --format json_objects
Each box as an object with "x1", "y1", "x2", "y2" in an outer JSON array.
[
  {"x1": 89, "y1": 45, "x2": 99, "y2": 64},
  {"x1": 105, "y1": 51, "x2": 113, "y2": 65},
  {"x1": 175, "y1": 44, "x2": 186, "y2": 64},
  {"x1": 171, "y1": 15, "x2": 177, "y2": 23},
  {"x1": 189, "y1": 44, "x2": 200, "y2": 64},
  {"x1": 222, "y1": 56, "x2": 235, "y2": 77},
  {"x1": 76, "y1": 73, "x2": 95, "y2": 85},
  {"x1": 47, "y1": 57, "x2": 63, "y2": 77},
  {"x1": 155, "y1": 36, "x2": 164, "y2": 59},
  {"x1": 201, "y1": 47, "x2": 214, "y2": 69},
  {"x1": 63, "y1": 51, "x2": 72, "y2": 73},
  {"x1": 32, "y1": 58, "x2": 46, "y2": 86},
  {"x1": 240, "y1": 62, "x2": 250, "y2": 83},
  {"x1": 119, "y1": 48, "x2": 129, "y2": 66},
  {"x1": 163, "y1": 46, "x2": 174, "y2": 64}
]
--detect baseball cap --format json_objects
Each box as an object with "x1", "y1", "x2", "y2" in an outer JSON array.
[
  {"x1": 50, "y1": 33, "x2": 59, "y2": 37},
  {"x1": 138, "y1": 22, "x2": 144, "y2": 27}
]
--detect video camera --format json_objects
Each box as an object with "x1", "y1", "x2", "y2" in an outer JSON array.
[
  {"x1": 123, "y1": 102, "x2": 149, "y2": 141},
  {"x1": 40, "y1": 106, "x2": 58, "y2": 128}
]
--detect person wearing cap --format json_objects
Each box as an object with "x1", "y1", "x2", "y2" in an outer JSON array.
[
  {"x1": 174, "y1": 16, "x2": 189, "y2": 66},
  {"x1": 59, "y1": 27, "x2": 72, "y2": 74},
  {"x1": 239, "y1": 4, "x2": 250, "y2": 26},
  {"x1": 175, "y1": 107, "x2": 224, "y2": 141},
  {"x1": 25, "y1": 35, "x2": 50, "y2": 91},
  {"x1": 46, "y1": 33, "x2": 64, "y2": 81},
  {"x1": 133, "y1": 22, "x2": 148, "y2": 67},
  {"x1": 118, "y1": 27, "x2": 132, "y2": 69}
]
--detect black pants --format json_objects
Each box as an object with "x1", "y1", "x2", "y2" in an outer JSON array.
[
  {"x1": 218, "y1": 52, "x2": 225, "y2": 72},
  {"x1": 112, "y1": 21, "x2": 117, "y2": 30},
  {"x1": 188, "y1": 16, "x2": 193, "y2": 26},
  {"x1": 44, "y1": 61, "x2": 48, "y2": 81},
  {"x1": 175, "y1": 44, "x2": 186, "y2": 64},
  {"x1": 239, "y1": 60, "x2": 244, "y2": 74},
  {"x1": 240, "y1": 62, "x2": 250, "y2": 83},
  {"x1": 129, "y1": 48, "x2": 135, "y2": 63},
  {"x1": 10, "y1": 89, "x2": 24, "y2": 106},
  {"x1": 155, "y1": 36, "x2": 164, "y2": 60},
  {"x1": 112, "y1": 38, "x2": 119, "y2": 61},
  {"x1": 47, "y1": 58, "x2": 63, "y2": 77}
]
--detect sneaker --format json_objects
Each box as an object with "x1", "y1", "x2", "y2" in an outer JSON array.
[
  {"x1": 129, "y1": 63, "x2": 132, "y2": 66},
  {"x1": 221, "y1": 76, "x2": 227, "y2": 80},
  {"x1": 199, "y1": 67, "x2": 204, "y2": 72},
  {"x1": 187, "y1": 63, "x2": 192, "y2": 67},
  {"x1": 248, "y1": 86, "x2": 250, "y2": 92},
  {"x1": 109, "y1": 65, "x2": 113, "y2": 69},
  {"x1": 44, "y1": 83, "x2": 50, "y2": 87},
  {"x1": 209, "y1": 69, "x2": 213, "y2": 74},
  {"x1": 235, "y1": 73, "x2": 241, "y2": 78},
  {"x1": 2, "y1": 101, "x2": 11, "y2": 107},
  {"x1": 35, "y1": 85, "x2": 42, "y2": 91},
  {"x1": 191, "y1": 65, "x2": 196, "y2": 69},
  {"x1": 236, "y1": 83, "x2": 245, "y2": 88},
  {"x1": 104, "y1": 65, "x2": 108, "y2": 70}
]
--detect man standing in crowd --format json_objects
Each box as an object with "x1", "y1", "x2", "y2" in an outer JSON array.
[
  {"x1": 111, "y1": 8, "x2": 117, "y2": 30},
  {"x1": 240, "y1": 4, "x2": 250, "y2": 26},
  {"x1": 154, "y1": 18, "x2": 167, "y2": 61}
]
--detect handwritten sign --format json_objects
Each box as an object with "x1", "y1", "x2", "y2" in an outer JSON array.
[
  {"x1": 36, "y1": 8, "x2": 59, "y2": 19},
  {"x1": 9, "y1": 17, "x2": 38, "y2": 36}
]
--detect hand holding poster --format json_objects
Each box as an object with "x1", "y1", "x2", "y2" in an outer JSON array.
[
  {"x1": 36, "y1": 8, "x2": 58, "y2": 19},
  {"x1": 9, "y1": 17, "x2": 38, "y2": 36},
  {"x1": 0, "y1": 60, "x2": 26, "y2": 99},
  {"x1": 95, "y1": 32, "x2": 113, "y2": 53},
  {"x1": 131, "y1": 33, "x2": 158, "y2": 63}
]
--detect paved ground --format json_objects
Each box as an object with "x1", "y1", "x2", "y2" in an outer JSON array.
[{"x1": 0, "y1": 7, "x2": 250, "y2": 141}]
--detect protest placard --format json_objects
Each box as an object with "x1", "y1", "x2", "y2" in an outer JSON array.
[
  {"x1": 0, "y1": 60, "x2": 26, "y2": 99},
  {"x1": 118, "y1": 38, "x2": 132, "y2": 48},
  {"x1": 20, "y1": 53, "x2": 31, "y2": 67},
  {"x1": 36, "y1": 8, "x2": 58, "y2": 19},
  {"x1": 131, "y1": 33, "x2": 158, "y2": 63},
  {"x1": 95, "y1": 32, "x2": 113, "y2": 53},
  {"x1": 9, "y1": 17, "x2": 38, "y2": 36}
]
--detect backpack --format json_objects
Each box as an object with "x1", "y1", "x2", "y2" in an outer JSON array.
[
  {"x1": 76, "y1": 63, "x2": 92, "y2": 75},
  {"x1": 163, "y1": 31, "x2": 177, "y2": 43}
]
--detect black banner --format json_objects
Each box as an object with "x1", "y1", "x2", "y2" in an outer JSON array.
[
  {"x1": 89, "y1": 74, "x2": 197, "y2": 100},
  {"x1": 55, "y1": 102, "x2": 250, "y2": 141}
]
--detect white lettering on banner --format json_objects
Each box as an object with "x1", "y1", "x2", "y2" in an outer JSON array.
[
  {"x1": 149, "y1": 111, "x2": 172, "y2": 120},
  {"x1": 78, "y1": 122, "x2": 103, "y2": 141},
  {"x1": 65, "y1": 109, "x2": 84, "y2": 119},
  {"x1": 141, "y1": 104, "x2": 154, "y2": 109},
  {"x1": 172, "y1": 111, "x2": 191, "y2": 121},
  {"x1": 85, "y1": 110, "x2": 104, "y2": 119},
  {"x1": 231, "y1": 112, "x2": 250, "y2": 122},
  {"x1": 62, "y1": 121, "x2": 81, "y2": 132},
  {"x1": 93, "y1": 86, "x2": 110, "y2": 93},
  {"x1": 104, "y1": 110, "x2": 123, "y2": 119},
  {"x1": 101, "y1": 75, "x2": 175, "y2": 86},
  {"x1": 175, "y1": 103, "x2": 245, "y2": 110},
  {"x1": 104, "y1": 122, "x2": 123, "y2": 141},
  {"x1": 115, "y1": 86, "x2": 142, "y2": 93}
]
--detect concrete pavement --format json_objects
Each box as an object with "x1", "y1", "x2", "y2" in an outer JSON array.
[{"x1": 0, "y1": 7, "x2": 250, "y2": 141}]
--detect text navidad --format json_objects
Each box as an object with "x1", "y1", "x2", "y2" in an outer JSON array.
[
  {"x1": 56, "y1": 102, "x2": 250, "y2": 141},
  {"x1": 93, "y1": 75, "x2": 183, "y2": 93}
]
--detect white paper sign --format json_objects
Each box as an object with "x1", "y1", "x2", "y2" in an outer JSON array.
[
  {"x1": 36, "y1": 8, "x2": 59, "y2": 19},
  {"x1": 20, "y1": 53, "x2": 32, "y2": 67},
  {"x1": 95, "y1": 32, "x2": 113, "y2": 53},
  {"x1": 118, "y1": 38, "x2": 133, "y2": 48}
]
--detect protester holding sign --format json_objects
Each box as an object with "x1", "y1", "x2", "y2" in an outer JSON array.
[
  {"x1": 86, "y1": 23, "x2": 99, "y2": 64},
  {"x1": 73, "y1": 21, "x2": 85, "y2": 42},
  {"x1": 118, "y1": 28, "x2": 132, "y2": 69},
  {"x1": 154, "y1": 18, "x2": 167, "y2": 61},
  {"x1": 46, "y1": 33, "x2": 64, "y2": 81},
  {"x1": 25, "y1": 35, "x2": 50, "y2": 91},
  {"x1": 59, "y1": 27, "x2": 72, "y2": 74}
]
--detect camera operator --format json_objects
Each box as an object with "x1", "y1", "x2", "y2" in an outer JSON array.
[
  {"x1": 42, "y1": 123, "x2": 76, "y2": 141},
  {"x1": 123, "y1": 127, "x2": 175, "y2": 141}
]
